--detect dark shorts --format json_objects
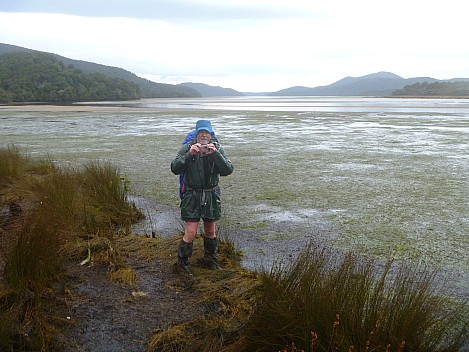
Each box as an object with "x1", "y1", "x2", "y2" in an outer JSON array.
[
  {"x1": 183, "y1": 218, "x2": 216, "y2": 223},
  {"x1": 180, "y1": 188, "x2": 221, "y2": 222}
]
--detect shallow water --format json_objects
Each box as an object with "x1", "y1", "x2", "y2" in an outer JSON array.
[
  {"x1": 82, "y1": 96, "x2": 469, "y2": 113},
  {"x1": 1, "y1": 97, "x2": 468, "y2": 296}
]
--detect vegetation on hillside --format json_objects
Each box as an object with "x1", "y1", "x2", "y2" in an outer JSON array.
[
  {"x1": 392, "y1": 81, "x2": 469, "y2": 97},
  {"x1": 0, "y1": 51, "x2": 142, "y2": 103},
  {"x1": 0, "y1": 146, "x2": 467, "y2": 351},
  {"x1": 0, "y1": 43, "x2": 201, "y2": 99}
]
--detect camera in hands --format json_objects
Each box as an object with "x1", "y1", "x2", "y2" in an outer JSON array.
[{"x1": 200, "y1": 144, "x2": 209, "y2": 154}]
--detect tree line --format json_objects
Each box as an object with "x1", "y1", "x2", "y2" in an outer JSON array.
[
  {"x1": 0, "y1": 51, "x2": 141, "y2": 103},
  {"x1": 392, "y1": 81, "x2": 469, "y2": 97}
]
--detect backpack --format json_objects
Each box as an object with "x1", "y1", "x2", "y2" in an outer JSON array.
[{"x1": 179, "y1": 130, "x2": 218, "y2": 199}]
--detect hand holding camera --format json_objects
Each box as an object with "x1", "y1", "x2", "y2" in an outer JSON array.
[
  {"x1": 198, "y1": 143, "x2": 216, "y2": 155},
  {"x1": 189, "y1": 142, "x2": 216, "y2": 156}
]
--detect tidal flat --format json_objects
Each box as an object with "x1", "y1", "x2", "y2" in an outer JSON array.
[{"x1": 1, "y1": 97, "x2": 468, "y2": 296}]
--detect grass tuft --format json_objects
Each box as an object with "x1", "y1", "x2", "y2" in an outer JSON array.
[
  {"x1": 0, "y1": 147, "x2": 144, "y2": 351},
  {"x1": 147, "y1": 324, "x2": 192, "y2": 352},
  {"x1": 238, "y1": 243, "x2": 468, "y2": 351},
  {"x1": 81, "y1": 161, "x2": 143, "y2": 233},
  {"x1": 109, "y1": 267, "x2": 138, "y2": 286},
  {"x1": 0, "y1": 145, "x2": 28, "y2": 185}
]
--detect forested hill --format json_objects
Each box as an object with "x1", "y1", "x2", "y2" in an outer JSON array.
[
  {"x1": 0, "y1": 51, "x2": 143, "y2": 103},
  {"x1": 392, "y1": 81, "x2": 469, "y2": 97},
  {"x1": 269, "y1": 72, "x2": 438, "y2": 96},
  {"x1": 0, "y1": 43, "x2": 199, "y2": 100}
]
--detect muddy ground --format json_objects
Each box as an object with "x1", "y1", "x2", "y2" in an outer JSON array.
[
  {"x1": 57, "y1": 196, "x2": 339, "y2": 351},
  {"x1": 60, "y1": 236, "x2": 201, "y2": 352}
]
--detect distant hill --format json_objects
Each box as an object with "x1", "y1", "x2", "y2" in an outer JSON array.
[
  {"x1": 270, "y1": 72, "x2": 439, "y2": 96},
  {"x1": 447, "y1": 78, "x2": 469, "y2": 83},
  {"x1": 3, "y1": 43, "x2": 468, "y2": 98},
  {"x1": 178, "y1": 82, "x2": 244, "y2": 97},
  {"x1": 0, "y1": 43, "x2": 200, "y2": 98},
  {"x1": 393, "y1": 81, "x2": 469, "y2": 97}
]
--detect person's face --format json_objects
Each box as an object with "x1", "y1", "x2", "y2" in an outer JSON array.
[{"x1": 197, "y1": 130, "x2": 211, "y2": 144}]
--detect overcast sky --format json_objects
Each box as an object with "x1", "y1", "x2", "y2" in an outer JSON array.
[{"x1": 1, "y1": 0, "x2": 467, "y2": 92}]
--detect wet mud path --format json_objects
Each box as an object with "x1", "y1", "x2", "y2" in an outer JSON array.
[{"x1": 62, "y1": 236, "x2": 201, "y2": 352}]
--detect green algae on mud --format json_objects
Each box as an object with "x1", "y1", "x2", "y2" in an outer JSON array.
[{"x1": 1, "y1": 105, "x2": 468, "y2": 282}]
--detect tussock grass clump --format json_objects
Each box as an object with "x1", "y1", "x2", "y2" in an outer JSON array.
[
  {"x1": 148, "y1": 323, "x2": 193, "y2": 352},
  {"x1": 0, "y1": 147, "x2": 143, "y2": 351},
  {"x1": 33, "y1": 167, "x2": 83, "y2": 231},
  {"x1": 109, "y1": 267, "x2": 138, "y2": 286},
  {"x1": 0, "y1": 145, "x2": 27, "y2": 185},
  {"x1": 4, "y1": 216, "x2": 64, "y2": 292},
  {"x1": 0, "y1": 145, "x2": 54, "y2": 190},
  {"x1": 238, "y1": 244, "x2": 468, "y2": 352},
  {"x1": 81, "y1": 161, "x2": 141, "y2": 233}
]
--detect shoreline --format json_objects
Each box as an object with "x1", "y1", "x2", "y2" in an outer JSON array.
[
  {"x1": 0, "y1": 103, "x2": 227, "y2": 113},
  {"x1": 129, "y1": 194, "x2": 341, "y2": 272},
  {"x1": 0, "y1": 103, "x2": 169, "y2": 112},
  {"x1": 3, "y1": 95, "x2": 469, "y2": 113},
  {"x1": 129, "y1": 195, "x2": 469, "y2": 303}
]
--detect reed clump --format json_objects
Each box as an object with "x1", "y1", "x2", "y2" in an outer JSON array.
[
  {"x1": 145, "y1": 240, "x2": 467, "y2": 352},
  {"x1": 0, "y1": 145, "x2": 26, "y2": 184},
  {"x1": 237, "y1": 244, "x2": 468, "y2": 352},
  {"x1": 81, "y1": 161, "x2": 138, "y2": 233},
  {"x1": 0, "y1": 146, "x2": 143, "y2": 351}
]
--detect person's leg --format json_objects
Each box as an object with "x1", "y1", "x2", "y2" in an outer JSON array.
[
  {"x1": 203, "y1": 220, "x2": 220, "y2": 269},
  {"x1": 203, "y1": 220, "x2": 216, "y2": 239},
  {"x1": 183, "y1": 221, "x2": 199, "y2": 242},
  {"x1": 178, "y1": 220, "x2": 199, "y2": 275}
]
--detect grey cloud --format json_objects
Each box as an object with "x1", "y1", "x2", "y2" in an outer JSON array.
[{"x1": 1, "y1": 0, "x2": 308, "y2": 20}]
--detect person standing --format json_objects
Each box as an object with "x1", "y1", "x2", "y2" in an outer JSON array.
[{"x1": 171, "y1": 120, "x2": 233, "y2": 275}]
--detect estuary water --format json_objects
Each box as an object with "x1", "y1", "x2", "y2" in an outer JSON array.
[
  {"x1": 1, "y1": 96, "x2": 468, "y2": 297},
  {"x1": 84, "y1": 95, "x2": 469, "y2": 113}
]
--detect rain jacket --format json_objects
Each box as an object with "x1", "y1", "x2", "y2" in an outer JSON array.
[{"x1": 171, "y1": 139, "x2": 233, "y2": 221}]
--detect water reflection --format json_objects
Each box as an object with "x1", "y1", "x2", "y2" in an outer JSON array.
[{"x1": 77, "y1": 96, "x2": 469, "y2": 113}]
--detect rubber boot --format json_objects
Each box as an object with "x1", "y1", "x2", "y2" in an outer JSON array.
[
  {"x1": 204, "y1": 237, "x2": 221, "y2": 270},
  {"x1": 177, "y1": 239, "x2": 193, "y2": 276}
]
